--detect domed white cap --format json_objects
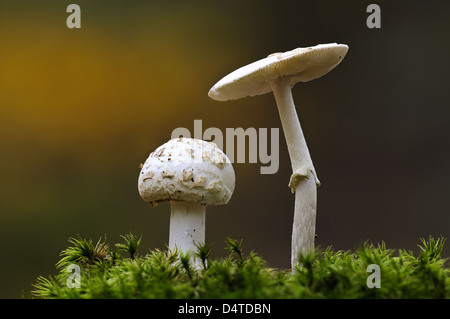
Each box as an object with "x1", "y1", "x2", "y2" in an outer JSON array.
[
  {"x1": 208, "y1": 43, "x2": 349, "y2": 101},
  {"x1": 138, "y1": 138, "x2": 235, "y2": 207}
]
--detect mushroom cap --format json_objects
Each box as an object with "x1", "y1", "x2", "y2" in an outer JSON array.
[
  {"x1": 208, "y1": 43, "x2": 348, "y2": 101},
  {"x1": 138, "y1": 137, "x2": 235, "y2": 207}
]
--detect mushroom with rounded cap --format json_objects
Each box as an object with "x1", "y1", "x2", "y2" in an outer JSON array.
[
  {"x1": 208, "y1": 43, "x2": 348, "y2": 270},
  {"x1": 138, "y1": 137, "x2": 235, "y2": 265}
]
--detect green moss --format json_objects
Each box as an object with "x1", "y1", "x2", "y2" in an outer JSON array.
[{"x1": 32, "y1": 235, "x2": 449, "y2": 299}]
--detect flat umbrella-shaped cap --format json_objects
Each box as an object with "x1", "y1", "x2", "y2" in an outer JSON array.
[{"x1": 208, "y1": 43, "x2": 348, "y2": 101}]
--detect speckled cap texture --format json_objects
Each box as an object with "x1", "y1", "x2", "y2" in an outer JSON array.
[{"x1": 138, "y1": 138, "x2": 235, "y2": 207}]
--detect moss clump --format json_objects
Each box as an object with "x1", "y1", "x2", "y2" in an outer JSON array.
[{"x1": 32, "y1": 235, "x2": 449, "y2": 299}]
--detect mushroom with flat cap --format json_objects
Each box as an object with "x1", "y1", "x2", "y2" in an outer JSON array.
[
  {"x1": 138, "y1": 137, "x2": 235, "y2": 265},
  {"x1": 208, "y1": 43, "x2": 348, "y2": 270}
]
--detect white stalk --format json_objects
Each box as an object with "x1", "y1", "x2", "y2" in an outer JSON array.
[
  {"x1": 270, "y1": 77, "x2": 319, "y2": 270},
  {"x1": 169, "y1": 201, "x2": 206, "y2": 266},
  {"x1": 291, "y1": 172, "x2": 317, "y2": 269}
]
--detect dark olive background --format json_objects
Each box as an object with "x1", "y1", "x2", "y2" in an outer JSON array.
[{"x1": 0, "y1": 1, "x2": 449, "y2": 298}]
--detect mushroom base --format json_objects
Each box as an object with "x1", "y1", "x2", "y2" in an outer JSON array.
[
  {"x1": 169, "y1": 201, "x2": 206, "y2": 264},
  {"x1": 291, "y1": 171, "x2": 317, "y2": 270}
]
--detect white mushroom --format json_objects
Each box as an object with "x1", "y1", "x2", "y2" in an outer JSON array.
[
  {"x1": 138, "y1": 137, "x2": 235, "y2": 265},
  {"x1": 208, "y1": 43, "x2": 348, "y2": 270}
]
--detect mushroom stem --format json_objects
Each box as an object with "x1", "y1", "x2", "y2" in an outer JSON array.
[
  {"x1": 291, "y1": 172, "x2": 317, "y2": 269},
  {"x1": 270, "y1": 77, "x2": 319, "y2": 188},
  {"x1": 169, "y1": 201, "x2": 206, "y2": 264},
  {"x1": 270, "y1": 76, "x2": 319, "y2": 269}
]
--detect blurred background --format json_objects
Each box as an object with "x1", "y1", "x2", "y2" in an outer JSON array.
[{"x1": 0, "y1": 0, "x2": 449, "y2": 298}]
